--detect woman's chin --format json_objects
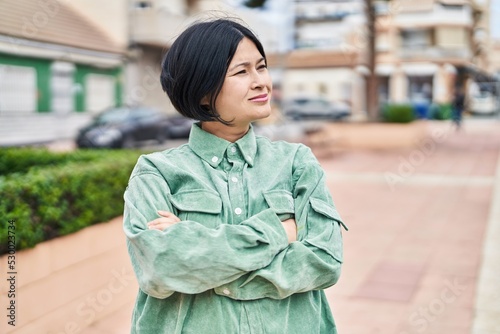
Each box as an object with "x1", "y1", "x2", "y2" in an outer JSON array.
[{"x1": 252, "y1": 109, "x2": 272, "y2": 121}]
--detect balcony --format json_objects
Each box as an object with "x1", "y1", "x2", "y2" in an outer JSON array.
[
  {"x1": 399, "y1": 46, "x2": 471, "y2": 61},
  {"x1": 130, "y1": 8, "x2": 192, "y2": 47},
  {"x1": 394, "y1": 3, "x2": 472, "y2": 28}
]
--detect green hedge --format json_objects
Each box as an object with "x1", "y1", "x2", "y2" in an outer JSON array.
[
  {"x1": 429, "y1": 103, "x2": 453, "y2": 120},
  {"x1": 0, "y1": 148, "x2": 112, "y2": 176},
  {"x1": 0, "y1": 148, "x2": 142, "y2": 254},
  {"x1": 382, "y1": 103, "x2": 415, "y2": 123}
]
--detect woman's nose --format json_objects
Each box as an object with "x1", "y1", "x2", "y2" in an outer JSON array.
[{"x1": 250, "y1": 71, "x2": 265, "y2": 89}]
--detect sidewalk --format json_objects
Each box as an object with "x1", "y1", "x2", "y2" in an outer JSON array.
[
  {"x1": 323, "y1": 119, "x2": 500, "y2": 333},
  {"x1": 83, "y1": 119, "x2": 500, "y2": 333}
]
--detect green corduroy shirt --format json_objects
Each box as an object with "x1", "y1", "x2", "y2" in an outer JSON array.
[{"x1": 123, "y1": 123, "x2": 346, "y2": 334}]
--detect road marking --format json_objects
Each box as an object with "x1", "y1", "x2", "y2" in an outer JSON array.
[
  {"x1": 329, "y1": 172, "x2": 495, "y2": 187},
  {"x1": 473, "y1": 152, "x2": 500, "y2": 333}
]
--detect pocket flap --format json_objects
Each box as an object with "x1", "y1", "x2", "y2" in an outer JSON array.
[
  {"x1": 263, "y1": 190, "x2": 294, "y2": 214},
  {"x1": 309, "y1": 197, "x2": 348, "y2": 231},
  {"x1": 170, "y1": 190, "x2": 222, "y2": 214}
]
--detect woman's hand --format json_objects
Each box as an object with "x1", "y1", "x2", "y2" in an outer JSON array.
[
  {"x1": 147, "y1": 210, "x2": 181, "y2": 231},
  {"x1": 281, "y1": 218, "x2": 297, "y2": 243}
]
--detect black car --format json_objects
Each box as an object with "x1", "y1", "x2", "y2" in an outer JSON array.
[{"x1": 76, "y1": 107, "x2": 193, "y2": 148}]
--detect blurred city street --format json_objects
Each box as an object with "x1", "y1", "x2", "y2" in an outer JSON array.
[
  {"x1": 77, "y1": 117, "x2": 500, "y2": 333},
  {"x1": 324, "y1": 118, "x2": 500, "y2": 334},
  {"x1": 1, "y1": 0, "x2": 500, "y2": 333}
]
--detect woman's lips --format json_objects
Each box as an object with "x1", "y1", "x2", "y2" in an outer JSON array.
[{"x1": 249, "y1": 94, "x2": 269, "y2": 102}]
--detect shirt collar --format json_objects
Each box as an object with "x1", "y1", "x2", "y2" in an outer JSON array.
[
  {"x1": 188, "y1": 123, "x2": 257, "y2": 168},
  {"x1": 235, "y1": 125, "x2": 257, "y2": 167}
]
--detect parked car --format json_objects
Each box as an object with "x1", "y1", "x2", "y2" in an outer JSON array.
[
  {"x1": 469, "y1": 91, "x2": 498, "y2": 115},
  {"x1": 283, "y1": 97, "x2": 350, "y2": 121},
  {"x1": 76, "y1": 106, "x2": 194, "y2": 148},
  {"x1": 164, "y1": 115, "x2": 196, "y2": 139}
]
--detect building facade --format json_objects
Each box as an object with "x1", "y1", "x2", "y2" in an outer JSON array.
[
  {"x1": 280, "y1": 0, "x2": 367, "y2": 118},
  {"x1": 0, "y1": 0, "x2": 126, "y2": 145},
  {"x1": 374, "y1": 0, "x2": 491, "y2": 110},
  {"x1": 278, "y1": 0, "x2": 496, "y2": 119}
]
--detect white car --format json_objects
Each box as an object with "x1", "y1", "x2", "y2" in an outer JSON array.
[
  {"x1": 469, "y1": 91, "x2": 498, "y2": 115},
  {"x1": 283, "y1": 97, "x2": 351, "y2": 121}
]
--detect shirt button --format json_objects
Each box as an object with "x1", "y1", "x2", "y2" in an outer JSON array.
[
  {"x1": 231, "y1": 177, "x2": 238, "y2": 183},
  {"x1": 230, "y1": 147, "x2": 237, "y2": 153},
  {"x1": 222, "y1": 288, "x2": 231, "y2": 295},
  {"x1": 234, "y1": 208, "x2": 242, "y2": 215},
  {"x1": 211, "y1": 156, "x2": 218, "y2": 163}
]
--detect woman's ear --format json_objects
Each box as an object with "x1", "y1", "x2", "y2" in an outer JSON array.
[{"x1": 200, "y1": 96, "x2": 210, "y2": 110}]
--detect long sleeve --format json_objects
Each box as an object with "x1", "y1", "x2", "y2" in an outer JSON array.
[
  {"x1": 215, "y1": 145, "x2": 346, "y2": 300},
  {"x1": 123, "y1": 160, "x2": 289, "y2": 299}
]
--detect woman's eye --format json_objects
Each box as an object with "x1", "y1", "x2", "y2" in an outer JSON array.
[
  {"x1": 258, "y1": 64, "x2": 267, "y2": 70},
  {"x1": 235, "y1": 70, "x2": 246, "y2": 75}
]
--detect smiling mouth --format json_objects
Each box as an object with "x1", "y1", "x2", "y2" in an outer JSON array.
[{"x1": 249, "y1": 94, "x2": 269, "y2": 102}]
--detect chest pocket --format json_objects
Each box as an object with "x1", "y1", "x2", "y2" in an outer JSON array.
[
  {"x1": 169, "y1": 189, "x2": 222, "y2": 228},
  {"x1": 307, "y1": 197, "x2": 345, "y2": 263}
]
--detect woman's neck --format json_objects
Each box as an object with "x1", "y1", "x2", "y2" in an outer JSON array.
[{"x1": 201, "y1": 122, "x2": 249, "y2": 143}]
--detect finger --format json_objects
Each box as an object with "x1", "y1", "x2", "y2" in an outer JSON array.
[
  {"x1": 148, "y1": 223, "x2": 167, "y2": 231},
  {"x1": 148, "y1": 221, "x2": 170, "y2": 229},
  {"x1": 147, "y1": 218, "x2": 171, "y2": 227},
  {"x1": 157, "y1": 210, "x2": 181, "y2": 222},
  {"x1": 147, "y1": 217, "x2": 179, "y2": 228},
  {"x1": 157, "y1": 210, "x2": 181, "y2": 221},
  {"x1": 148, "y1": 221, "x2": 177, "y2": 231},
  {"x1": 157, "y1": 210, "x2": 174, "y2": 217}
]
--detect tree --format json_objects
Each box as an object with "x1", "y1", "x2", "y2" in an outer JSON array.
[{"x1": 364, "y1": 0, "x2": 378, "y2": 121}]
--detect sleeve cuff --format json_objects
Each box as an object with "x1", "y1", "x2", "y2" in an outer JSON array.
[{"x1": 242, "y1": 208, "x2": 289, "y2": 254}]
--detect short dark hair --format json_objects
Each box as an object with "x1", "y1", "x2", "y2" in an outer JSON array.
[{"x1": 160, "y1": 18, "x2": 266, "y2": 124}]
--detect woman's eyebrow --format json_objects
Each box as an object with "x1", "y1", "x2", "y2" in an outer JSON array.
[{"x1": 228, "y1": 57, "x2": 265, "y2": 72}]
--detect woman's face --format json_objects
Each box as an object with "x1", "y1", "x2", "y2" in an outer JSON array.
[{"x1": 214, "y1": 37, "x2": 272, "y2": 126}]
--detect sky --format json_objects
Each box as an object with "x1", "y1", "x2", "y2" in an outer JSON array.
[{"x1": 492, "y1": 0, "x2": 500, "y2": 40}]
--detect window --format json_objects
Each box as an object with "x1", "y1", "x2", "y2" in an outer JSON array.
[
  {"x1": 408, "y1": 76, "x2": 433, "y2": 103},
  {"x1": 51, "y1": 61, "x2": 75, "y2": 113},
  {"x1": 435, "y1": 27, "x2": 467, "y2": 48},
  {"x1": 440, "y1": 4, "x2": 464, "y2": 11},
  {"x1": 85, "y1": 74, "x2": 115, "y2": 113},
  {"x1": 134, "y1": 1, "x2": 152, "y2": 8},
  {"x1": 400, "y1": 28, "x2": 433, "y2": 49},
  {"x1": 0, "y1": 64, "x2": 37, "y2": 114},
  {"x1": 378, "y1": 76, "x2": 390, "y2": 103},
  {"x1": 374, "y1": 1, "x2": 389, "y2": 15}
]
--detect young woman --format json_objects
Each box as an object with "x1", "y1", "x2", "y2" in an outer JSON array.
[{"x1": 123, "y1": 18, "x2": 346, "y2": 334}]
